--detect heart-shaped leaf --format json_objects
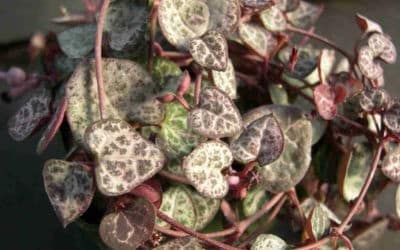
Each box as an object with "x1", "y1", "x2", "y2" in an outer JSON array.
[
  {"x1": 85, "y1": 119, "x2": 166, "y2": 196},
  {"x1": 8, "y1": 87, "x2": 51, "y2": 141},
  {"x1": 381, "y1": 144, "x2": 400, "y2": 182},
  {"x1": 298, "y1": 198, "x2": 345, "y2": 227},
  {"x1": 241, "y1": 0, "x2": 272, "y2": 8},
  {"x1": 104, "y1": 0, "x2": 148, "y2": 52},
  {"x1": 99, "y1": 198, "x2": 155, "y2": 250},
  {"x1": 368, "y1": 33, "x2": 397, "y2": 64},
  {"x1": 206, "y1": 0, "x2": 241, "y2": 35},
  {"x1": 152, "y1": 57, "x2": 182, "y2": 86},
  {"x1": 156, "y1": 185, "x2": 197, "y2": 228},
  {"x1": 66, "y1": 59, "x2": 164, "y2": 145},
  {"x1": 251, "y1": 234, "x2": 288, "y2": 250},
  {"x1": 43, "y1": 159, "x2": 95, "y2": 228},
  {"x1": 260, "y1": 6, "x2": 287, "y2": 32},
  {"x1": 158, "y1": 0, "x2": 210, "y2": 50},
  {"x1": 157, "y1": 102, "x2": 204, "y2": 159},
  {"x1": 243, "y1": 105, "x2": 312, "y2": 193},
  {"x1": 189, "y1": 30, "x2": 228, "y2": 71},
  {"x1": 231, "y1": 114, "x2": 284, "y2": 165},
  {"x1": 338, "y1": 141, "x2": 373, "y2": 202},
  {"x1": 286, "y1": 1, "x2": 322, "y2": 29},
  {"x1": 358, "y1": 46, "x2": 384, "y2": 80},
  {"x1": 183, "y1": 141, "x2": 233, "y2": 198},
  {"x1": 359, "y1": 87, "x2": 390, "y2": 112},
  {"x1": 242, "y1": 186, "x2": 268, "y2": 217},
  {"x1": 238, "y1": 23, "x2": 278, "y2": 57},
  {"x1": 57, "y1": 24, "x2": 96, "y2": 58},
  {"x1": 313, "y1": 84, "x2": 342, "y2": 120},
  {"x1": 37, "y1": 96, "x2": 67, "y2": 154},
  {"x1": 384, "y1": 101, "x2": 400, "y2": 134},
  {"x1": 189, "y1": 187, "x2": 221, "y2": 230},
  {"x1": 189, "y1": 87, "x2": 242, "y2": 138},
  {"x1": 355, "y1": 14, "x2": 383, "y2": 34},
  {"x1": 154, "y1": 237, "x2": 204, "y2": 250},
  {"x1": 211, "y1": 58, "x2": 238, "y2": 99},
  {"x1": 306, "y1": 204, "x2": 330, "y2": 241}
]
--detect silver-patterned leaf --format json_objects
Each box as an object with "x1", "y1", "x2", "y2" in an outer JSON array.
[
  {"x1": 242, "y1": 105, "x2": 312, "y2": 193},
  {"x1": 313, "y1": 84, "x2": 338, "y2": 120},
  {"x1": 260, "y1": 6, "x2": 287, "y2": 32},
  {"x1": 368, "y1": 33, "x2": 397, "y2": 64},
  {"x1": 206, "y1": 0, "x2": 241, "y2": 36},
  {"x1": 189, "y1": 30, "x2": 228, "y2": 71},
  {"x1": 99, "y1": 198, "x2": 155, "y2": 250},
  {"x1": 183, "y1": 141, "x2": 233, "y2": 198},
  {"x1": 66, "y1": 59, "x2": 164, "y2": 146},
  {"x1": 43, "y1": 159, "x2": 95, "y2": 228},
  {"x1": 158, "y1": 102, "x2": 204, "y2": 159},
  {"x1": 238, "y1": 23, "x2": 278, "y2": 57},
  {"x1": 57, "y1": 24, "x2": 96, "y2": 58},
  {"x1": 358, "y1": 46, "x2": 384, "y2": 80},
  {"x1": 154, "y1": 237, "x2": 204, "y2": 250},
  {"x1": 211, "y1": 58, "x2": 238, "y2": 99},
  {"x1": 384, "y1": 100, "x2": 400, "y2": 134},
  {"x1": 275, "y1": 0, "x2": 300, "y2": 12},
  {"x1": 104, "y1": 0, "x2": 148, "y2": 51},
  {"x1": 231, "y1": 114, "x2": 284, "y2": 165},
  {"x1": 156, "y1": 185, "x2": 197, "y2": 228},
  {"x1": 355, "y1": 14, "x2": 383, "y2": 34},
  {"x1": 158, "y1": 0, "x2": 210, "y2": 50},
  {"x1": 286, "y1": 1, "x2": 322, "y2": 29},
  {"x1": 251, "y1": 234, "x2": 288, "y2": 250},
  {"x1": 8, "y1": 87, "x2": 51, "y2": 141},
  {"x1": 381, "y1": 144, "x2": 400, "y2": 182},
  {"x1": 338, "y1": 141, "x2": 373, "y2": 202},
  {"x1": 85, "y1": 119, "x2": 166, "y2": 196},
  {"x1": 189, "y1": 187, "x2": 221, "y2": 230},
  {"x1": 189, "y1": 87, "x2": 242, "y2": 138},
  {"x1": 306, "y1": 204, "x2": 330, "y2": 241},
  {"x1": 242, "y1": 186, "x2": 268, "y2": 217},
  {"x1": 359, "y1": 87, "x2": 390, "y2": 112}
]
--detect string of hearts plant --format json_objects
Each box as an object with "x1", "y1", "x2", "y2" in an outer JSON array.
[{"x1": 2, "y1": 0, "x2": 400, "y2": 249}]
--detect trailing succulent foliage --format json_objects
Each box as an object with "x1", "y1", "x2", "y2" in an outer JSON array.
[{"x1": 3, "y1": 0, "x2": 400, "y2": 249}]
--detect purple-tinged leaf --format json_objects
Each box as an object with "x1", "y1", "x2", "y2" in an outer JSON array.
[{"x1": 355, "y1": 14, "x2": 383, "y2": 34}]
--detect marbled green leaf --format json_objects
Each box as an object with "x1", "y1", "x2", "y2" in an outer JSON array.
[
  {"x1": 243, "y1": 186, "x2": 268, "y2": 217},
  {"x1": 211, "y1": 58, "x2": 238, "y2": 99},
  {"x1": 251, "y1": 234, "x2": 288, "y2": 250},
  {"x1": 154, "y1": 237, "x2": 204, "y2": 250},
  {"x1": 306, "y1": 204, "x2": 330, "y2": 240}
]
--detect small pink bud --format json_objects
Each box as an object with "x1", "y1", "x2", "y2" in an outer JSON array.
[{"x1": 7, "y1": 67, "x2": 26, "y2": 86}]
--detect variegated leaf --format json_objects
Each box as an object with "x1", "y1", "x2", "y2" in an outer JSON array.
[
  {"x1": 286, "y1": 1, "x2": 322, "y2": 29},
  {"x1": 57, "y1": 24, "x2": 96, "y2": 58},
  {"x1": 358, "y1": 46, "x2": 384, "y2": 80},
  {"x1": 243, "y1": 105, "x2": 312, "y2": 193},
  {"x1": 66, "y1": 59, "x2": 164, "y2": 146},
  {"x1": 104, "y1": 0, "x2": 148, "y2": 52},
  {"x1": 251, "y1": 234, "x2": 288, "y2": 250},
  {"x1": 206, "y1": 0, "x2": 241, "y2": 36},
  {"x1": 231, "y1": 114, "x2": 284, "y2": 165},
  {"x1": 183, "y1": 141, "x2": 233, "y2": 198},
  {"x1": 260, "y1": 6, "x2": 287, "y2": 32},
  {"x1": 154, "y1": 237, "x2": 204, "y2": 250},
  {"x1": 242, "y1": 186, "x2": 268, "y2": 217},
  {"x1": 99, "y1": 198, "x2": 155, "y2": 250},
  {"x1": 368, "y1": 33, "x2": 397, "y2": 64},
  {"x1": 306, "y1": 204, "x2": 330, "y2": 241},
  {"x1": 158, "y1": 0, "x2": 210, "y2": 50},
  {"x1": 8, "y1": 87, "x2": 51, "y2": 141},
  {"x1": 359, "y1": 87, "x2": 390, "y2": 112},
  {"x1": 85, "y1": 119, "x2": 166, "y2": 196},
  {"x1": 381, "y1": 143, "x2": 400, "y2": 182},
  {"x1": 238, "y1": 23, "x2": 278, "y2": 57},
  {"x1": 189, "y1": 87, "x2": 242, "y2": 138},
  {"x1": 275, "y1": 0, "x2": 300, "y2": 12},
  {"x1": 211, "y1": 58, "x2": 238, "y2": 99},
  {"x1": 384, "y1": 100, "x2": 400, "y2": 134},
  {"x1": 43, "y1": 159, "x2": 95, "y2": 227},
  {"x1": 189, "y1": 30, "x2": 228, "y2": 71}
]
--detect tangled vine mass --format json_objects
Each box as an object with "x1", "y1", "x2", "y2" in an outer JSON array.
[{"x1": 2, "y1": 0, "x2": 400, "y2": 249}]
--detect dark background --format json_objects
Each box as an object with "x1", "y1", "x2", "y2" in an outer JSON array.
[{"x1": 0, "y1": 0, "x2": 399, "y2": 249}]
